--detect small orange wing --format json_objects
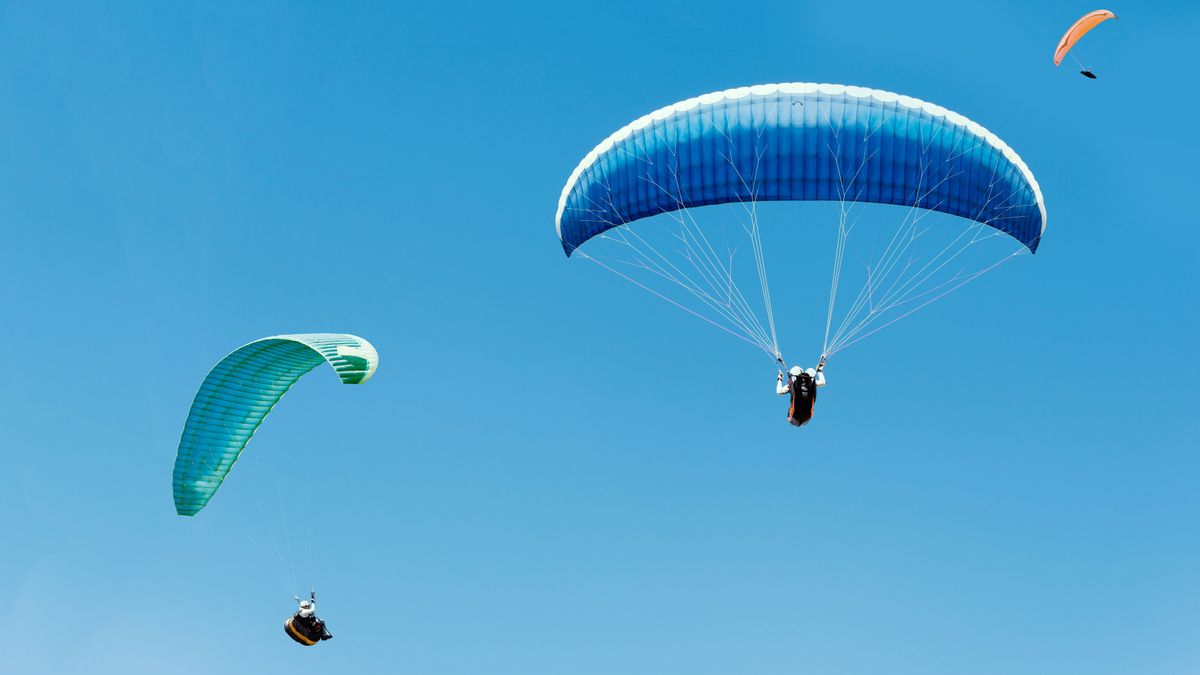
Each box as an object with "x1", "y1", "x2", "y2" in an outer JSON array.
[{"x1": 1054, "y1": 10, "x2": 1117, "y2": 66}]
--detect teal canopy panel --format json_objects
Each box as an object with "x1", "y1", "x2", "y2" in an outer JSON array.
[{"x1": 172, "y1": 333, "x2": 379, "y2": 516}]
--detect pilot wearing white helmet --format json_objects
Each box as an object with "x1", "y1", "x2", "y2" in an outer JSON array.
[
  {"x1": 285, "y1": 592, "x2": 333, "y2": 646},
  {"x1": 776, "y1": 360, "x2": 826, "y2": 427}
]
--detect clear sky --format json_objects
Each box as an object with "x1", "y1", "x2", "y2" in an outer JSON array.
[{"x1": 0, "y1": 2, "x2": 1197, "y2": 673}]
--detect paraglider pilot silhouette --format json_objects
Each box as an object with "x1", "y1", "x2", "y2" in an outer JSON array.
[
  {"x1": 777, "y1": 360, "x2": 826, "y2": 427},
  {"x1": 285, "y1": 591, "x2": 333, "y2": 646}
]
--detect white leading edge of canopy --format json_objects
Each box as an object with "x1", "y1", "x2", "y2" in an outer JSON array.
[
  {"x1": 554, "y1": 83, "x2": 1048, "y2": 241},
  {"x1": 258, "y1": 333, "x2": 380, "y2": 383}
]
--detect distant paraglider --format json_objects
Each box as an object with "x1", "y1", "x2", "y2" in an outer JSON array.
[
  {"x1": 171, "y1": 333, "x2": 375, "y2": 643},
  {"x1": 1054, "y1": 10, "x2": 1117, "y2": 78}
]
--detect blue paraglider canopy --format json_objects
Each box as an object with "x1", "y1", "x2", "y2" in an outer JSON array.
[
  {"x1": 556, "y1": 83, "x2": 1046, "y2": 257},
  {"x1": 555, "y1": 83, "x2": 1047, "y2": 363}
]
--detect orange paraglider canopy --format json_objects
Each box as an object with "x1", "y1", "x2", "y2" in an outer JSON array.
[{"x1": 1054, "y1": 10, "x2": 1117, "y2": 66}]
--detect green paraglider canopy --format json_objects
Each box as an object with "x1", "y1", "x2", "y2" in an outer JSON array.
[{"x1": 172, "y1": 333, "x2": 378, "y2": 516}]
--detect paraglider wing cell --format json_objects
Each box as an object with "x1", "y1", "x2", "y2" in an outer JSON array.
[{"x1": 172, "y1": 333, "x2": 379, "y2": 516}]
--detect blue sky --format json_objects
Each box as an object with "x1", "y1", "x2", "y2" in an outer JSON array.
[{"x1": 0, "y1": 1, "x2": 1197, "y2": 673}]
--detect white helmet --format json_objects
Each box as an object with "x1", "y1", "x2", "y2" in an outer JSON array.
[
  {"x1": 789, "y1": 366, "x2": 803, "y2": 376},
  {"x1": 805, "y1": 368, "x2": 817, "y2": 377},
  {"x1": 298, "y1": 600, "x2": 314, "y2": 617}
]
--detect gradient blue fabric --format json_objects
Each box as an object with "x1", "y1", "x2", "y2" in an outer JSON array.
[
  {"x1": 172, "y1": 334, "x2": 379, "y2": 516},
  {"x1": 556, "y1": 83, "x2": 1046, "y2": 256}
]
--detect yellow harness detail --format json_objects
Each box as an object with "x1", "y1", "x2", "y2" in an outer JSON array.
[{"x1": 285, "y1": 617, "x2": 318, "y2": 646}]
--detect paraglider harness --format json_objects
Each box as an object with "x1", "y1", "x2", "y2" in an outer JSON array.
[
  {"x1": 781, "y1": 356, "x2": 823, "y2": 427},
  {"x1": 787, "y1": 370, "x2": 817, "y2": 427},
  {"x1": 285, "y1": 592, "x2": 333, "y2": 646}
]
